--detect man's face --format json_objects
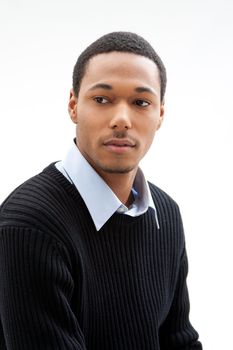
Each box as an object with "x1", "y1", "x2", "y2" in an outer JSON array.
[{"x1": 69, "y1": 52, "x2": 164, "y2": 177}]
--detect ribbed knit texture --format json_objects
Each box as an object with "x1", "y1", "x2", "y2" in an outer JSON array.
[{"x1": 0, "y1": 163, "x2": 202, "y2": 350}]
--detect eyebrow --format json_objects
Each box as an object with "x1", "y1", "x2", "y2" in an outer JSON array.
[
  {"x1": 134, "y1": 86, "x2": 157, "y2": 96},
  {"x1": 88, "y1": 83, "x2": 112, "y2": 91},
  {"x1": 88, "y1": 83, "x2": 157, "y2": 96}
]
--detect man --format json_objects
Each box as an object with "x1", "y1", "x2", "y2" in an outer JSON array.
[{"x1": 0, "y1": 32, "x2": 202, "y2": 349}]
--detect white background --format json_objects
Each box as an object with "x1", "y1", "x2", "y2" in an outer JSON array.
[{"x1": 0, "y1": 0, "x2": 233, "y2": 348}]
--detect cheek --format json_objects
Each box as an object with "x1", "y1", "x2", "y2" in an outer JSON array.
[
  {"x1": 139, "y1": 123, "x2": 157, "y2": 151},
  {"x1": 145, "y1": 132, "x2": 156, "y2": 150},
  {"x1": 141, "y1": 120, "x2": 157, "y2": 139},
  {"x1": 76, "y1": 116, "x2": 101, "y2": 149}
]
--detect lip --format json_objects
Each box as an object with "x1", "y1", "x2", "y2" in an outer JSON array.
[
  {"x1": 103, "y1": 138, "x2": 136, "y2": 154},
  {"x1": 103, "y1": 138, "x2": 136, "y2": 147}
]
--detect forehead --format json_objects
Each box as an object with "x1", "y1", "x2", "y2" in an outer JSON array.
[{"x1": 82, "y1": 52, "x2": 160, "y2": 90}]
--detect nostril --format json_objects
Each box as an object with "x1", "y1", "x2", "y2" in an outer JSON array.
[{"x1": 111, "y1": 124, "x2": 129, "y2": 129}]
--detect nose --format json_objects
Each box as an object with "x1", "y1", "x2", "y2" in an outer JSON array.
[{"x1": 109, "y1": 103, "x2": 132, "y2": 130}]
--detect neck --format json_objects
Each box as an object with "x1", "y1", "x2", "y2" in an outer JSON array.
[{"x1": 100, "y1": 170, "x2": 137, "y2": 208}]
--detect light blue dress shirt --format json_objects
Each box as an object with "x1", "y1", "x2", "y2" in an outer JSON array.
[{"x1": 55, "y1": 141, "x2": 159, "y2": 231}]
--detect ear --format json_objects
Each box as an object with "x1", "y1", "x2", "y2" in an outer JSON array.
[
  {"x1": 68, "y1": 89, "x2": 78, "y2": 124},
  {"x1": 157, "y1": 102, "x2": 165, "y2": 130}
]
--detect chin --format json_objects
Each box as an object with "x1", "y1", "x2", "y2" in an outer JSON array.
[{"x1": 99, "y1": 163, "x2": 136, "y2": 174}]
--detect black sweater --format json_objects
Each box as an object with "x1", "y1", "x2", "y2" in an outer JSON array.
[{"x1": 0, "y1": 163, "x2": 202, "y2": 349}]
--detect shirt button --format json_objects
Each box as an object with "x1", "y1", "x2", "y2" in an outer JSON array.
[{"x1": 118, "y1": 206, "x2": 126, "y2": 213}]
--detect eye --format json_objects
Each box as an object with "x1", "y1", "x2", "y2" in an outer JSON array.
[
  {"x1": 93, "y1": 96, "x2": 109, "y2": 104},
  {"x1": 134, "y1": 99, "x2": 150, "y2": 107}
]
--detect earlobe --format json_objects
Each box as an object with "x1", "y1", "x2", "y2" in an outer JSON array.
[
  {"x1": 157, "y1": 103, "x2": 165, "y2": 130},
  {"x1": 157, "y1": 118, "x2": 163, "y2": 131},
  {"x1": 68, "y1": 89, "x2": 78, "y2": 124}
]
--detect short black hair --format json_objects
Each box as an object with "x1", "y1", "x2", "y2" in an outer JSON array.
[{"x1": 72, "y1": 31, "x2": 167, "y2": 102}]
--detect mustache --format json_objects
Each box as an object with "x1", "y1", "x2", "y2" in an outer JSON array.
[
  {"x1": 101, "y1": 131, "x2": 138, "y2": 145},
  {"x1": 113, "y1": 130, "x2": 128, "y2": 139}
]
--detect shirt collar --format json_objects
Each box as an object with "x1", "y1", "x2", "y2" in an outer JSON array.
[{"x1": 56, "y1": 140, "x2": 158, "y2": 230}]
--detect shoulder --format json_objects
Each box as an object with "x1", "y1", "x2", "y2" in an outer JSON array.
[
  {"x1": 148, "y1": 181, "x2": 184, "y2": 240},
  {"x1": 148, "y1": 181, "x2": 180, "y2": 211},
  {"x1": 0, "y1": 163, "x2": 72, "y2": 231},
  {"x1": 0, "y1": 164, "x2": 82, "y2": 268}
]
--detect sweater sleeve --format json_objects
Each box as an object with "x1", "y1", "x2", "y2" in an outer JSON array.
[
  {"x1": 159, "y1": 248, "x2": 203, "y2": 350},
  {"x1": 0, "y1": 226, "x2": 87, "y2": 350}
]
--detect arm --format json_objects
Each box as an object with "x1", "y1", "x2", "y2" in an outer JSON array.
[
  {"x1": 159, "y1": 248, "x2": 202, "y2": 350},
  {"x1": 0, "y1": 226, "x2": 86, "y2": 350}
]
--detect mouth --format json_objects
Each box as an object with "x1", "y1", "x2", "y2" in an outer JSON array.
[{"x1": 103, "y1": 138, "x2": 136, "y2": 153}]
